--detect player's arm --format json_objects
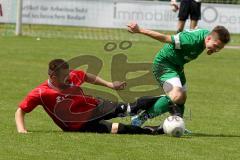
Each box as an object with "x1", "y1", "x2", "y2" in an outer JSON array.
[
  {"x1": 170, "y1": 0, "x2": 179, "y2": 12},
  {"x1": 127, "y1": 22, "x2": 172, "y2": 43},
  {"x1": 15, "y1": 108, "x2": 28, "y2": 133},
  {"x1": 15, "y1": 88, "x2": 41, "y2": 133},
  {"x1": 85, "y1": 73, "x2": 126, "y2": 90}
]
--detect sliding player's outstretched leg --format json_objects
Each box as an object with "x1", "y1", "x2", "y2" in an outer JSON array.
[
  {"x1": 99, "y1": 96, "x2": 163, "y2": 120},
  {"x1": 131, "y1": 95, "x2": 172, "y2": 126},
  {"x1": 128, "y1": 96, "x2": 162, "y2": 115},
  {"x1": 81, "y1": 120, "x2": 157, "y2": 135}
]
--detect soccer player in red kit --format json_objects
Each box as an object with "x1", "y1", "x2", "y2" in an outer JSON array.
[{"x1": 15, "y1": 59, "x2": 162, "y2": 134}]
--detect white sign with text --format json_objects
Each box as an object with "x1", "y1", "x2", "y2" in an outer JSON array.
[{"x1": 0, "y1": 0, "x2": 240, "y2": 33}]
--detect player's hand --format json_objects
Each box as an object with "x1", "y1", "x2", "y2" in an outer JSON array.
[
  {"x1": 127, "y1": 22, "x2": 141, "y2": 33},
  {"x1": 110, "y1": 81, "x2": 127, "y2": 90},
  {"x1": 171, "y1": 3, "x2": 179, "y2": 12}
]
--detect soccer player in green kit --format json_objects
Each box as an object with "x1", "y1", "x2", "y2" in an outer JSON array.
[{"x1": 127, "y1": 22, "x2": 230, "y2": 127}]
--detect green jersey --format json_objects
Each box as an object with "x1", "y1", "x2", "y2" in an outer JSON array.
[{"x1": 154, "y1": 29, "x2": 210, "y2": 67}]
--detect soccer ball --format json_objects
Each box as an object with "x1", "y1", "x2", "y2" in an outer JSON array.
[{"x1": 163, "y1": 116, "x2": 185, "y2": 137}]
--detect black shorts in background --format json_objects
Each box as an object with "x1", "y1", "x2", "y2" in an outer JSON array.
[{"x1": 178, "y1": 0, "x2": 201, "y2": 21}]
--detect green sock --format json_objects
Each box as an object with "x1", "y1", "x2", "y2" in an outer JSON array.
[
  {"x1": 177, "y1": 104, "x2": 185, "y2": 117},
  {"x1": 147, "y1": 95, "x2": 172, "y2": 118}
]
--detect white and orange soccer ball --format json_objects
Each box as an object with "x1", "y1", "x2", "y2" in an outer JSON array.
[{"x1": 163, "y1": 116, "x2": 185, "y2": 137}]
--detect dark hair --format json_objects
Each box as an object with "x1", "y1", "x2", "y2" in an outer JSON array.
[
  {"x1": 48, "y1": 59, "x2": 69, "y2": 76},
  {"x1": 211, "y1": 26, "x2": 230, "y2": 44}
]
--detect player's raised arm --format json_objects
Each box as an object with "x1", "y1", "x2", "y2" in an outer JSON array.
[
  {"x1": 127, "y1": 22, "x2": 172, "y2": 43},
  {"x1": 170, "y1": 0, "x2": 179, "y2": 12},
  {"x1": 85, "y1": 73, "x2": 126, "y2": 90},
  {"x1": 15, "y1": 108, "x2": 28, "y2": 133}
]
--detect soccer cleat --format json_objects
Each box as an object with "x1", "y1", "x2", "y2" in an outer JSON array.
[
  {"x1": 143, "y1": 125, "x2": 165, "y2": 135},
  {"x1": 116, "y1": 103, "x2": 132, "y2": 117},
  {"x1": 156, "y1": 125, "x2": 165, "y2": 135},
  {"x1": 131, "y1": 115, "x2": 143, "y2": 126},
  {"x1": 126, "y1": 103, "x2": 132, "y2": 115},
  {"x1": 184, "y1": 128, "x2": 192, "y2": 135},
  {"x1": 142, "y1": 126, "x2": 157, "y2": 134},
  {"x1": 131, "y1": 112, "x2": 149, "y2": 126}
]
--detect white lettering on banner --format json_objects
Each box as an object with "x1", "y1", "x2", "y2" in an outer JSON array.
[
  {"x1": 112, "y1": 2, "x2": 240, "y2": 32},
  {"x1": 1, "y1": 0, "x2": 240, "y2": 33},
  {"x1": 19, "y1": 0, "x2": 91, "y2": 26},
  {"x1": 113, "y1": 2, "x2": 176, "y2": 22},
  {"x1": 112, "y1": 2, "x2": 178, "y2": 29}
]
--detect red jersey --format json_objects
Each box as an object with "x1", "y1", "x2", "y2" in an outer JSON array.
[{"x1": 19, "y1": 70, "x2": 100, "y2": 131}]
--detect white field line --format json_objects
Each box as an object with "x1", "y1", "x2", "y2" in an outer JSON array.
[{"x1": 225, "y1": 46, "x2": 240, "y2": 49}]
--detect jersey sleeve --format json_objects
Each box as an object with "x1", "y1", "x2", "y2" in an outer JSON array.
[
  {"x1": 19, "y1": 88, "x2": 42, "y2": 113},
  {"x1": 171, "y1": 29, "x2": 208, "y2": 50},
  {"x1": 70, "y1": 70, "x2": 86, "y2": 86},
  {"x1": 171, "y1": 32, "x2": 193, "y2": 50}
]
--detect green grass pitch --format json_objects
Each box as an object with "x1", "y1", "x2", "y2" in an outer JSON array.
[{"x1": 0, "y1": 31, "x2": 240, "y2": 160}]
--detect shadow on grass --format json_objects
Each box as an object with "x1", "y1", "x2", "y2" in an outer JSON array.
[
  {"x1": 27, "y1": 131, "x2": 240, "y2": 138},
  {"x1": 190, "y1": 133, "x2": 240, "y2": 138},
  {"x1": 29, "y1": 130, "x2": 63, "y2": 133}
]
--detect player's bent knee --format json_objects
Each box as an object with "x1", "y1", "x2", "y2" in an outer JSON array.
[
  {"x1": 173, "y1": 94, "x2": 186, "y2": 104},
  {"x1": 111, "y1": 123, "x2": 119, "y2": 134},
  {"x1": 168, "y1": 91, "x2": 187, "y2": 104}
]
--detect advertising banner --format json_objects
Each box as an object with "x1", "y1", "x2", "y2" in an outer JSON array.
[{"x1": 0, "y1": 0, "x2": 240, "y2": 33}]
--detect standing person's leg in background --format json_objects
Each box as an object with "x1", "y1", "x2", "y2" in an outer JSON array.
[
  {"x1": 190, "y1": 1, "x2": 201, "y2": 29},
  {"x1": 177, "y1": 1, "x2": 190, "y2": 32}
]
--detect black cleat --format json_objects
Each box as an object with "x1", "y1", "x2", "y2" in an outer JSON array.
[{"x1": 143, "y1": 125, "x2": 165, "y2": 135}]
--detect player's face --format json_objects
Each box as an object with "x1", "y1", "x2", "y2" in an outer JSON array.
[
  {"x1": 205, "y1": 36, "x2": 225, "y2": 55},
  {"x1": 54, "y1": 69, "x2": 70, "y2": 88}
]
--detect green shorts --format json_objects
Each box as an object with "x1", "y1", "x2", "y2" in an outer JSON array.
[{"x1": 152, "y1": 58, "x2": 186, "y2": 87}]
